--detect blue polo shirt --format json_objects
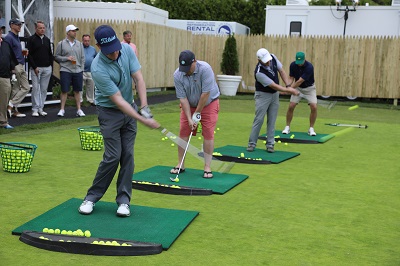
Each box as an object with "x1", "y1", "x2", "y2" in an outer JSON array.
[
  {"x1": 4, "y1": 31, "x2": 24, "y2": 65},
  {"x1": 83, "y1": 45, "x2": 97, "y2": 72},
  {"x1": 289, "y1": 60, "x2": 314, "y2": 88},
  {"x1": 91, "y1": 43, "x2": 140, "y2": 108}
]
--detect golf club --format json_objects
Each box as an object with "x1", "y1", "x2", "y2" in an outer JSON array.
[
  {"x1": 159, "y1": 127, "x2": 235, "y2": 174},
  {"x1": 170, "y1": 131, "x2": 193, "y2": 182},
  {"x1": 299, "y1": 93, "x2": 336, "y2": 110},
  {"x1": 325, "y1": 123, "x2": 368, "y2": 129},
  {"x1": 0, "y1": 142, "x2": 35, "y2": 150}
]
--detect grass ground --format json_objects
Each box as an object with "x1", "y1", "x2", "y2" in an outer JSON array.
[{"x1": 0, "y1": 95, "x2": 399, "y2": 265}]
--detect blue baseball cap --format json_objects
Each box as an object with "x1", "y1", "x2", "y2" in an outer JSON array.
[
  {"x1": 9, "y1": 18, "x2": 24, "y2": 26},
  {"x1": 179, "y1": 50, "x2": 195, "y2": 73},
  {"x1": 94, "y1": 25, "x2": 122, "y2": 55}
]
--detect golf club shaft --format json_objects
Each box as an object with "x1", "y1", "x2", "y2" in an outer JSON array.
[
  {"x1": 159, "y1": 127, "x2": 234, "y2": 173},
  {"x1": 175, "y1": 131, "x2": 193, "y2": 180},
  {"x1": 299, "y1": 93, "x2": 336, "y2": 109},
  {"x1": 325, "y1": 123, "x2": 368, "y2": 129}
]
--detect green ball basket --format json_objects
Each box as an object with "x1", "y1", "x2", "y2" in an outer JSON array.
[
  {"x1": 0, "y1": 142, "x2": 37, "y2": 173},
  {"x1": 78, "y1": 126, "x2": 104, "y2": 151}
]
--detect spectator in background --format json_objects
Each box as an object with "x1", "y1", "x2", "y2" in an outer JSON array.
[
  {"x1": 27, "y1": 20, "x2": 54, "y2": 117},
  {"x1": 54, "y1": 24, "x2": 85, "y2": 117},
  {"x1": 0, "y1": 11, "x2": 6, "y2": 33},
  {"x1": 0, "y1": 31, "x2": 17, "y2": 129},
  {"x1": 4, "y1": 18, "x2": 30, "y2": 118},
  {"x1": 121, "y1": 30, "x2": 138, "y2": 57},
  {"x1": 122, "y1": 30, "x2": 138, "y2": 96},
  {"x1": 247, "y1": 48, "x2": 298, "y2": 153},
  {"x1": 80, "y1": 34, "x2": 97, "y2": 105}
]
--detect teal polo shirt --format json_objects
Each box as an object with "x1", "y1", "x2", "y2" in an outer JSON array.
[{"x1": 91, "y1": 43, "x2": 141, "y2": 108}]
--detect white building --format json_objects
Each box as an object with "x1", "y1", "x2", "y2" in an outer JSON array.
[{"x1": 265, "y1": 1, "x2": 400, "y2": 37}]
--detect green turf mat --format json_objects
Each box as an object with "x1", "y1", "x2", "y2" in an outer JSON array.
[
  {"x1": 12, "y1": 198, "x2": 198, "y2": 250},
  {"x1": 259, "y1": 131, "x2": 334, "y2": 144},
  {"x1": 213, "y1": 145, "x2": 300, "y2": 164},
  {"x1": 133, "y1": 165, "x2": 248, "y2": 195}
]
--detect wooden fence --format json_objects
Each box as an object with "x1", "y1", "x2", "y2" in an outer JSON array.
[{"x1": 54, "y1": 18, "x2": 400, "y2": 99}]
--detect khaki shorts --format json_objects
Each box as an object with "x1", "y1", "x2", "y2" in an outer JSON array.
[{"x1": 290, "y1": 85, "x2": 317, "y2": 104}]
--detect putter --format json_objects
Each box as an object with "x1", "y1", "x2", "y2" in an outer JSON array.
[
  {"x1": 170, "y1": 131, "x2": 193, "y2": 182},
  {"x1": 159, "y1": 127, "x2": 235, "y2": 174},
  {"x1": 325, "y1": 123, "x2": 368, "y2": 129}
]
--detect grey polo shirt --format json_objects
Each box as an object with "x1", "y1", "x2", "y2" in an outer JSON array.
[{"x1": 173, "y1": 60, "x2": 220, "y2": 107}]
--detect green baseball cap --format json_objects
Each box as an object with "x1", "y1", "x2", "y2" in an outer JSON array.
[{"x1": 295, "y1": 51, "x2": 305, "y2": 65}]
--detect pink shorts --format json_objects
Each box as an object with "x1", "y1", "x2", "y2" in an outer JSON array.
[{"x1": 180, "y1": 99, "x2": 219, "y2": 140}]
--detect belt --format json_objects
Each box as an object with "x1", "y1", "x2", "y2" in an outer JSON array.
[{"x1": 210, "y1": 97, "x2": 219, "y2": 103}]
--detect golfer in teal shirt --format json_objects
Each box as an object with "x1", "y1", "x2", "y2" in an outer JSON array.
[
  {"x1": 91, "y1": 43, "x2": 137, "y2": 108},
  {"x1": 78, "y1": 25, "x2": 159, "y2": 218}
]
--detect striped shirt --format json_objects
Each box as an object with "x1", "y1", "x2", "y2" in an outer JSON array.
[{"x1": 173, "y1": 60, "x2": 220, "y2": 107}]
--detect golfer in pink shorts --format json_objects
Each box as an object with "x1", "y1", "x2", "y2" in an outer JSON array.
[{"x1": 172, "y1": 50, "x2": 220, "y2": 179}]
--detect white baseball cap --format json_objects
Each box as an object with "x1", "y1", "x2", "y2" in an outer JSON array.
[
  {"x1": 66, "y1": 24, "x2": 79, "y2": 33},
  {"x1": 257, "y1": 48, "x2": 272, "y2": 63}
]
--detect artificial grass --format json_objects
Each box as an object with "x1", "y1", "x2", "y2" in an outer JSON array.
[
  {"x1": 132, "y1": 165, "x2": 248, "y2": 194},
  {"x1": 13, "y1": 198, "x2": 199, "y2": 250},
  {"x1": 1, "y1": 97, "x2": 399, "y2": 265}
]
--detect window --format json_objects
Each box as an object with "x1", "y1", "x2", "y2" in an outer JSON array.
[{"x1": 290, "y1": 21, "x2": 302, "y2": 37}]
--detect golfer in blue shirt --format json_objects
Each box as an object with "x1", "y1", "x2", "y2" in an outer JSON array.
[{"x1": 78, "y1": 25, "x2": 160, "y2": 217}]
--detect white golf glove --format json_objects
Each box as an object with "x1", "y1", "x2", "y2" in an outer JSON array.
[
  {"x1": 192, "y1": 112, "x2": 201, "y2": 124},
  {"x1": 139, "y1": 105, "x2": 153, "y2": 119},
  {"x1": 11, "y1": 74, "x2": 17, "y2": 83}
]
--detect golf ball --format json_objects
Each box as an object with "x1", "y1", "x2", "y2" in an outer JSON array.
[{"x1": 348, "y1": 105, "x2": 359, "y2": 111}]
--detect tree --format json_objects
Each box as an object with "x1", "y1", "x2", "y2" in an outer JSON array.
[{"x1": 220, "y1": 34, "x2": 239, "y2": 75}]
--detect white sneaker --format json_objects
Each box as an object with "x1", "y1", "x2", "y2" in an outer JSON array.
[
  {"x1": 57, "y1": 110, "x2": 65, "y2": 117},
  {"x1": 308, "y1": 127, "x2": 317, "y2": 136},
  {"x1": 32, "y1": 111, "x2": 39, "y2": 117},
  {"x1": 79, "y1": 200, "x2": 94, "y2": 214},
  {"x1": 39, "y1": 110, "x2": 47, "y2": 116},
  {"x1": 117, "y1": 203, "x2": 130, "y2": 217},
  {"x1": 282, "y1": 126, "x2": 290, "y2": 134},
  {"x1": 76, "y1": 109, "x2": 86, "y2": 117}
]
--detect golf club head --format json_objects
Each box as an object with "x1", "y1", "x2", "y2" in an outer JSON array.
[
  {"x1": 170, "y1": 177, "x2": 179, "y2": 182},
  {"x1": 328, "y1": 101, "x2": 337, "y2": 110}
]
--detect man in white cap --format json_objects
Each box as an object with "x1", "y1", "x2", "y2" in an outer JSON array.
[
  {"x1": 247, "y1": 48, "x2": 298, "y2": 153},
  {"x1": 78, "y1": 25, "x2": 159, "y2": 218},
  {"x1": 54, "y1": 24, "x2": 85, "y2": 117}
]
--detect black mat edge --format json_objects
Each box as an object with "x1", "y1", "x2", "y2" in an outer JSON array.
[
  {"x1": 19, "y1": 231, "x2": 162, "y2": 256},
  {"x1": 132, "y1": 180, "x2": 213, "y2": 196},
  {"x1": 258, "y1": 135, "x2": 320, "y2": 144},
  {"x1": 211, "y1": 154, "x2": 272, "y2": 164}
]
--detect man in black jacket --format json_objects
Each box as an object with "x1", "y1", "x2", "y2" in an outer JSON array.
[
  {"x1": 27, "y1": 20, "x2": 54, "y2": 117},
  {"x1": 0, "y1": 32, "x2": 17, "y2": 129}
]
